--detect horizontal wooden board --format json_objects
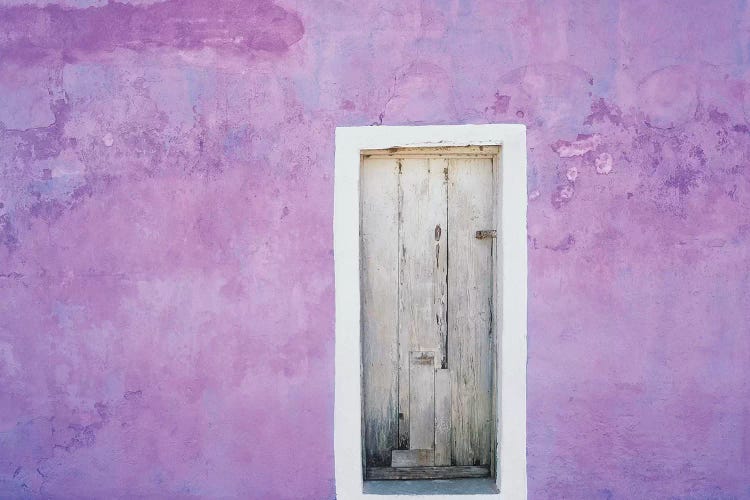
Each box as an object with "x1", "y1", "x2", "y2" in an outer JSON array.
[
  {"x1": 391, "y1": 449, "x2": 434, "y2": 467},
  {"x1": 362, "y1": 145, "x2": 500, "y2": 158},
  {"x1": 365, "y1": 466, "x2": 491, "y2": 481}
]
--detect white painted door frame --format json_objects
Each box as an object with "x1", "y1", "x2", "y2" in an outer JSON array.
[{"x1": 334, "y1": 124, "x2": 528, "y2": 500}]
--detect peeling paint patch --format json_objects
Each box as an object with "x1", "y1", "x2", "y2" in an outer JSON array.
[
  {"x1": 595, "y1": 153, "x2": 613, "y2": 174},
  {"x1": 566, "y1": 166, "x2": 579, "y2": 181},
  {"x1": 552, "y1": 184, "x2": 575, "y2": 209},
  {"x1": 551, "y1": 134, "x2": 601, "y2": 158}
]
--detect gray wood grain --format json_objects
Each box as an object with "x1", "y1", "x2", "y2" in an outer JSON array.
[
  {"x1": 365, "y1": 466, "x2": 490, "y2": 481},
  {"x1": 391, "y1": 449, "x2": 435, "y2": 467},
  {"x1": 362, "y1": 151, "x2": 497, "y2": 472},
  {"x1": 398, "y1": 158, "x2": 447, "y2": 449},
  {"x1": 447, "y1": 157, "x2": 494, "y2": 466},
  {"x1": 361, "y1": 157, "x2": 400, "y2": 466},
  {"x1": 409, "y1": 351, "x2": 435, "y2": 450},
  {"x1": 430, "y1": 159, "x2": 449, "y2": 369},
  {"x1": 434, "y1": 368, "x2": 452, "y2": 466}
]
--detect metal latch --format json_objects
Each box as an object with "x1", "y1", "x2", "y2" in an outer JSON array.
[{"x1": 475, "y1": 230, "x2": 497, "y2": 239}]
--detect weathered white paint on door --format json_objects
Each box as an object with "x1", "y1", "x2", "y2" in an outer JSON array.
[
  {"x1": 447, "y1": 157, "x2": 494, "y2": 467},
  {"x1": 434, "y1": 368, "x2": 452, "y2": 466},
  {"x1": 360, "y1": 146, "x2": 497, "y2": 479},
  {"x1": 397, "y1": 157, "x2": 447, "y2": 452},
  {"x1": 361, "y1": 157, "x2": 400, "y2": 467}
]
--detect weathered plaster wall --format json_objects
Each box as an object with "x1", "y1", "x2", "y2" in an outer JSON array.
[{"x1": 0, "y1": 1, "x2": 748, "y2": 498}]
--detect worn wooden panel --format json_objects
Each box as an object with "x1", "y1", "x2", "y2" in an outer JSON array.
[
  {"x1": 391, "y1": 449, "x2": 434, "y2": 467},
  {"x1": 366, "y1": 466, "x2": 491, "y2": 481},
  {"x1": 489, "y1": 153, "x2": 500, "y2": 478},
  {"x1": 363, "y1": 145, "x2": 500, "y2": 158},
  {"x1": 361, "y1": 157, "x2": 400, "y2": 467},
  {"x1": 429, "y1": 159, "x2": 450, "y2": 370},
  {"x1": 409, "y1": 351, "x2": 435, "y2": 450},
  {"x1": 447, "y1": 157, "x2": 494, "y2": 466},
  {"x1": 397, "y1": 158, "x2": 448, "y2": 449},
  {"x1": 434, "y1": 369, "x2": 451, "y2": 466}
]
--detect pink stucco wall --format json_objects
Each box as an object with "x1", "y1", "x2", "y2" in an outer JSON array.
[{"x1": 0, "y1": 1, "x2": 748, "y2": 498}]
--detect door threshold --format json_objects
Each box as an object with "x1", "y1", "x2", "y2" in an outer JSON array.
[
  {"x1": 366, "y1": 465, "x2": 490, "y2": 480},
  {"x1": 364, "y1": 477, "x2": 498, "y2": 495}
]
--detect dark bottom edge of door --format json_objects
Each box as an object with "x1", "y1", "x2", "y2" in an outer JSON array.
[{"x1": 365, "y1": 465, "x2": 490, "y2": 481}]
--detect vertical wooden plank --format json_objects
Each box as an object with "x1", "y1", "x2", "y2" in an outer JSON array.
[
  {"x1": 490, "y1": 152, "x2": 500, "y2": 478},
  {"x1": 431, "y1": 159, "x2": 450, "y2": 370},
  {"x1": 397, "y1": 158, "x2": 448, "y2": 449},
  {"x1": 360, "y1": 157, "x2": 400, "y2": 467},
  {"x1": 409, "y1": 351, "x2": 435, "y2": 450},
  {"x1": 447, "y1": 157, "x2": 494, "y2": 466},
  {"x1": 434, "y1": 368, "x2": 452, "y2": 466}
]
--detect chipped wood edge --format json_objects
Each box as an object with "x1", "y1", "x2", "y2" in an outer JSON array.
[{"x1": 335, "y1": 124, "x2": 527, "y2": 500}]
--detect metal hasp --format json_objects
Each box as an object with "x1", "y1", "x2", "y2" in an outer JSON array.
[{"x1": 475, "y1": 230, "x2": 497, "y2": 239}]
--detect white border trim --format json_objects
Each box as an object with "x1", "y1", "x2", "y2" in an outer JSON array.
[{"x1": 334, "y1": 125, "x2": 527, "y2": 500}]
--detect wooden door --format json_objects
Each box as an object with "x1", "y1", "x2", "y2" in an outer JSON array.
[{"x1": 361, "y1": 146, "x2": 497, "y2": 481}]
